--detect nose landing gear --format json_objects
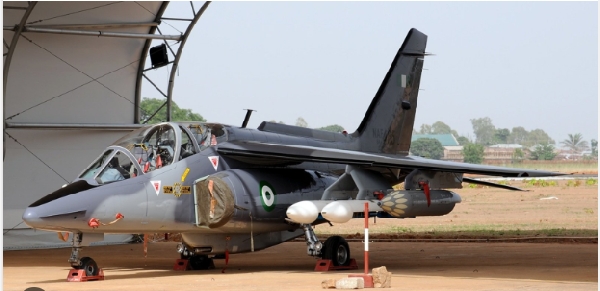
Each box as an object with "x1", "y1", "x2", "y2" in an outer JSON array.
[{"x1": 66, "y1": 233, "x2": 105, "y2": 282}]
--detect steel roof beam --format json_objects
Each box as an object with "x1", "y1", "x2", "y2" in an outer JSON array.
[
  {"x1": 26, "y1": 22, "x2": 159, "y2": 29},
  {"x1": 135, "y1": 1, "x2": 170, "y2": 123},
  {"x1": 4, "y1": 1, "x2": 37, "y2": 161},
  {"x1": 5, "y1": 122, "x2": 145, "y2": 130},
  {"x1": 2, "y1": 6, "x2": 28, "y2": 10},
  {"x1": 160, "y1": 17, "x2": 193, "y2": 21},
  {"x1": 166, "y1": 1, "x2": 211, "y2": 121},
  {"x1": 20, "y1": 26, "x2": 182, "y2": 41}
]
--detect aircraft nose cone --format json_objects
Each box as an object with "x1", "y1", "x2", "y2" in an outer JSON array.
[{"x1": 22, "y1": 207, "x2": 44, "y2": 228}]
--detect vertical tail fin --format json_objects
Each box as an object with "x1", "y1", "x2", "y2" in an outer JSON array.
[{"x1": 354, "y1": 28, "x2": 427, "y2": 155}]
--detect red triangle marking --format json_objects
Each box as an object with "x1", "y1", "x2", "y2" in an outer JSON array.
[
  {"x1": 151, "y1": 181, "x2": 161, "y2": 195},
  {"x1": 208, "y1": 156, "x2": 219, "y2": 170}
]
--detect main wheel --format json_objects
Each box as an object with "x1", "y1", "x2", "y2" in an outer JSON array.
[
  {"x1": 188, "y1": 255, "x2": 215, "y2": 270},
  {"x1": 77, "y1": 257, "x2": 99, "y2": 276},
  {"x1": 322, "y1": 236, "x2": 351, "y2": 266}
]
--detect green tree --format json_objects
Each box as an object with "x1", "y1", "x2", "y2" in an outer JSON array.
[
  {"x1": 529, "y1": 143, "x2": 557, "y2": 160},
  {"x1": 296, "y1": 117, "x2": 308, "y2": 128},
  {"x1": 511, "y1": 148, "x2": 525, "y2": 163},
  {"x1": 508, "y1": 126, "x2": 529, "y2": 145},
  {"x1": 560, "y1": 133, "x2": 589, "y2": 154},
  {"x1": 318, "y1": 124, "x2": 345, "y2": 133},
  {"x1": 462, "y1": 143, "x2": 484, "y2": 164},
  {"x1": 410, "y1": 138, "x2": 444, "y2": 160},
  {"x1": 141, "y1": 97, "x2": 205, "y2": 124},
  {"x1": 526, "y1": 129, "x2": 555, "y2": 146},
  {"x1": 470, "y1": 117, "x2": 496, "y2": 145},
  {"x1": 456, "y1": 136, "x2": 470, "y2": 146},
  {"x1": 417, "y1": 121, "x2": 459, "y2": 137},
  {"x1": 591, "y1": 139, "x2": 598, "y2": 157},
  {"x1": 494, "y1": 128, "x2": 510, "y2": 144},
  {"x1": 418, "y1": 124, "x2": 432, "y2": 134},
  {"x1": 431, "y1": 121, "x2": 452, "y2": 134}
]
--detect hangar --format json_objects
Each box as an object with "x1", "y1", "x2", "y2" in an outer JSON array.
[{"x1": 3, "y1": 1, "x2": 210, "y2": 249}]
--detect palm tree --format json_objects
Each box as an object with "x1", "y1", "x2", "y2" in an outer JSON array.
[{"x1": 560, "y1": 133, "x2": 589, "y2": 154}]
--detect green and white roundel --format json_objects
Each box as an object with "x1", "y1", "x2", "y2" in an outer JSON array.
[{"x1": 260, "y1": 181, "x2": 276, "y2": 212}]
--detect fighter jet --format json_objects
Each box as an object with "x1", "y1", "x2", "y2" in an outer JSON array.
[{"x1": 22, "y1": 28, "x2": 563, "y2": 276}]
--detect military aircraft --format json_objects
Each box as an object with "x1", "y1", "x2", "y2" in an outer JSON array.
[{"x1": 22, "y1": 28, "x2": 563, "y2": 276}]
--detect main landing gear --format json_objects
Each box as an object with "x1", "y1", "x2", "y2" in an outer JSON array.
[
  {"x1": 66, "y1": 233, "x2": 104, "y2": 282},
  {"x1": 302, "y1": 224, "x2": 357, "y2": 270},
  {"x1": 174, "y1": 244, "x2": 215, "y2": 270}
]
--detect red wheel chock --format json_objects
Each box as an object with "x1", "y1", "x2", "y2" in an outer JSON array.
[
  {"x1": 66, "y1": 268, "x2": 105, "y2": 282},
  {"x1": 173, "y1": 259, "x2": 190, "y2": 271},
  {"x1": 314, "y1": 258, "x2": 358, "y2": 271}
]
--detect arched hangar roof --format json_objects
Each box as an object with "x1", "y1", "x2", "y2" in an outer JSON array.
[{"x1": 3, "y1": 1, "x2": 209, "y2": 128}]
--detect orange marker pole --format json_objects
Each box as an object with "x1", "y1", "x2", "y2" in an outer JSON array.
[{"x1": 364, "y1": 202, "x2": 369, "y2": 275}]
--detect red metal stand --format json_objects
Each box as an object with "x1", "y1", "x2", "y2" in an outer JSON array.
[
  {"x1": 314, "y1": 258, "x2": 358, "y2": 271},
  {"x1": 66, "y1": 269, "x2": 105, "y2": 282},
  {"x1": 348, "y1": 273, "x2": 374, "y2": 288},
  {"x1": 345, "y1": 202, "x2": 374, "y2": 288},
  {"x1": 173, "y1": 259, "x2": 189, "y2": 271}
]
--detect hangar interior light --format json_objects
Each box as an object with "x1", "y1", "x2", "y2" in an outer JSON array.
[{"x1": 149, "y1": 44, "x2": 169, "y2": 68}]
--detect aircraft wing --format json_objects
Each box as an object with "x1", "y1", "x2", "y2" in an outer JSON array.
[{"x1": 217, "y1": 141, "x2": 565, "y2": 177}]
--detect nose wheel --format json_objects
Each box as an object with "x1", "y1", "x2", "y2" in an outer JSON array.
[
  {"x1": 75, "y1": 257, "x2": 99, "y2": 276},
  {"x1": 66, "y1": 233, "x2": 104, "y2": 282}
]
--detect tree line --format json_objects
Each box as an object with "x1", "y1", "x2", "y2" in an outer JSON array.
[
  {"x1": 414, "y1": 118, "x2": 556, "y2": 147},
  {"x1": 412, "y1": 118, "x2": 596, "y2": 163},
  {"x1": 140, "y1": 98, "x2": 345, "y2": 133}
]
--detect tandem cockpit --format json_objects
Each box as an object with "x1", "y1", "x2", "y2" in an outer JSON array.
[{"x1": 76, "y1": 122, "x2": 227, "y2": 185}]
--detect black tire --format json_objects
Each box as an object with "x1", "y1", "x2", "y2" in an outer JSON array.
[
  {"x1": 322, "y1": 236, "x2": 351, "y2": 266},
  {"x1": 77, "y1": 257, "x2": 99, "y2": 276},
  {"x1": 188, "y1": 255, "x2": 215, "y2": 270}
]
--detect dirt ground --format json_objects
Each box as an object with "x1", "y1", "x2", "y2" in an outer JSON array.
[
  {"x1": 2, "y1": 241, "x2": 597, "y2": 291},
  {"x1": 316, "y1": 182, "x2": 598, "y2": 237},
  {"x1": 3, "y1": 182, "x2": 598, "y2": 291}
]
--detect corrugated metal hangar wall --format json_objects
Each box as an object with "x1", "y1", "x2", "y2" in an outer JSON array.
[{"x1": 3, "y1": 1, "x2": 207, "y2": 249}]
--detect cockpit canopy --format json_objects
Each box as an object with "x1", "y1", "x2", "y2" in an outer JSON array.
[{"x1": 76, "y1": 122, "x2": 227, "y2": 184}]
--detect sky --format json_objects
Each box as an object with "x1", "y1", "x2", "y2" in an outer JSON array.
[{"x1": 144, "y1": 1, "x2": 598, "y2": 145}]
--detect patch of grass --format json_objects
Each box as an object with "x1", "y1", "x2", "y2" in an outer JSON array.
[
  {"x1": 524, "y1": 179, "x2": 559, "y2": 187},
  {"x1": 566, "y1": 180, "x2": 583, "y2": 187},
  {"x1": 584, "y1": 208, "x2": 595, "y2": 214},
  {"x1": 488, "y1": 160, "x2": 598, "y2": 175},
  {"x1": 315, "y1": 223, "x2": 598, "y2": 238},
  {"x1": 389, "y1": 226, "x2": 414, "y2": 233}
]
